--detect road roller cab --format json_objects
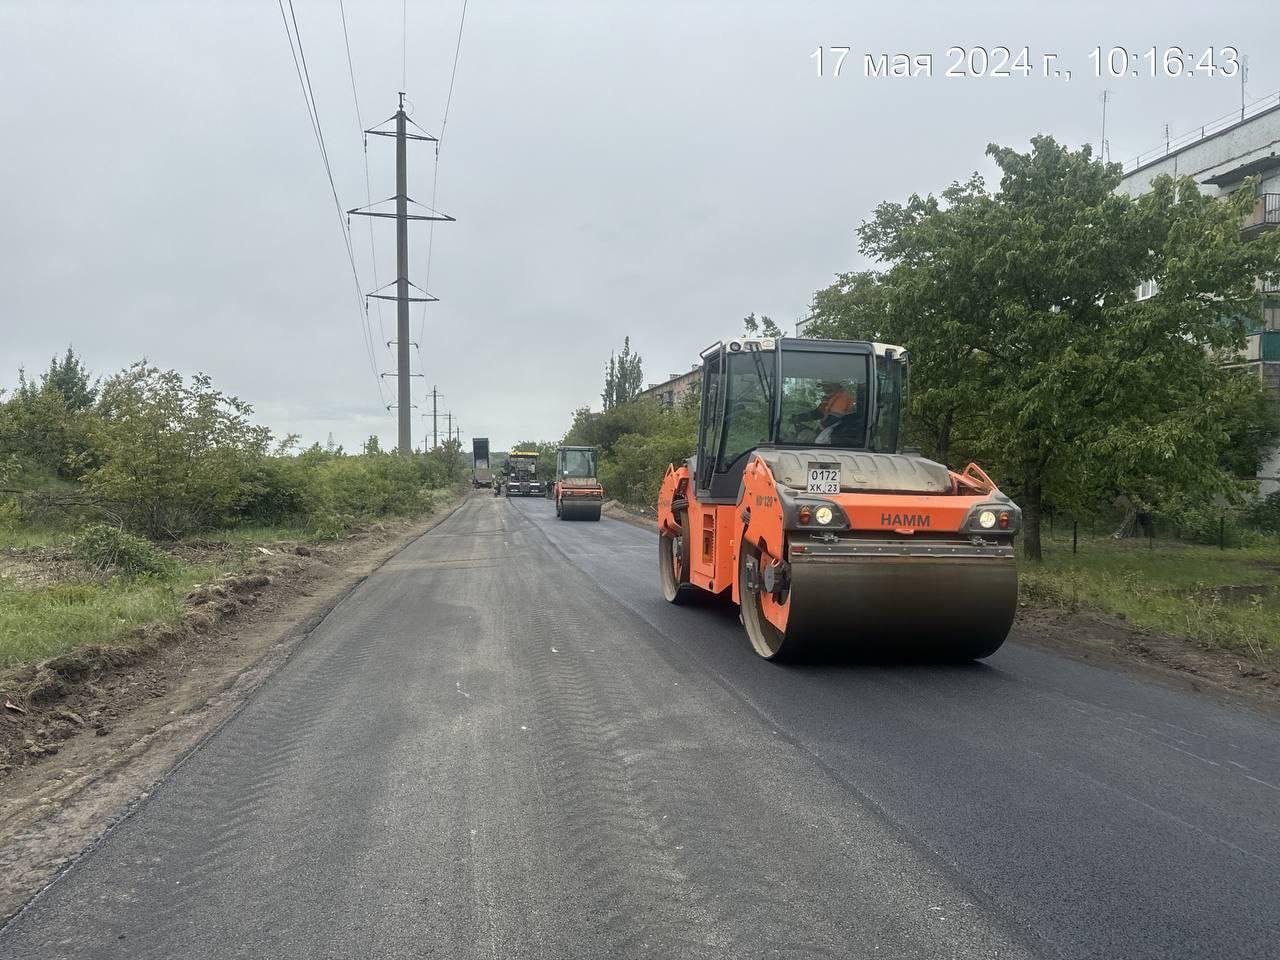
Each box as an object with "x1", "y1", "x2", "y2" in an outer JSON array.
[
  {"x1": 656, "y1": 336, "x2": 1021, "y2": 661},
  {"x1": 554, "y1": 446, "x2": 604, "y2": 521}
]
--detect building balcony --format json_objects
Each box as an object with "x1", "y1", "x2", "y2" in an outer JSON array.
[
  {"x1": 1237, "y1": 331, "x2": 1280, "y2": 362},
  {"x1": 1242, "y1": 194, "x2": 1280, "y2": 238}
]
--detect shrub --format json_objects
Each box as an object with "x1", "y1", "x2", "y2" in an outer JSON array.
[
  {"x1": 1243, "y1": 491, "x2": 1280, "y2": 534},
  {"x1": 239, "y1": 457, "x2": 314, "y2": 526},
  {"x1": 84, "y1": 365, "x2": 271, "y2": 537},
  {"x1": 603, "y1": 431, "x2": 696, "y2": 507},
  {"x1": 308, "y1": 511, "x2": 356, "y2": 541},
  {"x1": 72, "y1": 523, "x2": 172, "y2": 577},
  {"x1": 0, "y1": 495, "x2": 20, "y2": 531}
]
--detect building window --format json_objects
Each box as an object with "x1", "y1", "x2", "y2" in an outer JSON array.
[{"x1": 1136, "y1": 279, "x2": 1160, "y2": 301}]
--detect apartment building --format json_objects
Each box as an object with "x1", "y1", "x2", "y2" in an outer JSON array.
[{"x1": 1117, "y1": 94, "x2": 1280, "y2": 494}]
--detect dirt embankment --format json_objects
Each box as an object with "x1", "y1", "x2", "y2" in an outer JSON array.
[
  {"x1": 603, "y1": 500, "x2": 1279, "y2": 712},
  {"x1": 0, "y1": 492, "x2": 470, "y2": 921}
]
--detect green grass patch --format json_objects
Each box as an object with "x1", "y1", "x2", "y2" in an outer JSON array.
[
  {"x1": 0, "y1": 566, "x2": 209, "y2": 669},
  {"x1": 1021, "y1": 532, "x2": 1280, "y2": 659},
  {"x1": 189, "y1": 525, "x2": 312, "y2": 546},
  {"x1": 0, "y1": 485, "x2": 466, "y2": 670},
  {"x1": 0, "y1": 525, "x2": 68, "y2": 550}
]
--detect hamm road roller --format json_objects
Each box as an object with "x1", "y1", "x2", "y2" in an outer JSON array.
[
  {"x1": 554, "y1": 445, "x2": 604, "y2": 521},
  {"x1": 656, "y1": 336, "x2": 1020, "y2": 661}
]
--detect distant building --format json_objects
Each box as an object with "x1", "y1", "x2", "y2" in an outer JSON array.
[
  {"x1": 639, "y1": 365, "x2": 702, "y2": 409},
  {"x1": 1117, "y1": 95, "x2": 1280, "y2": 495}
]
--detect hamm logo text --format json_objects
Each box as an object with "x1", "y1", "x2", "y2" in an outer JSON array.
[{"x1": 881, "y1": 513, "x2": 930, "y2": 528}]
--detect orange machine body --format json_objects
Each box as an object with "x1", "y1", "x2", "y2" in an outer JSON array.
[
  {"x1": 554, "y1": 446, "x2": 605, "y2": 521},
  {"x1": 658, "y1": 458, "x2": 1006, "y2": 607}
]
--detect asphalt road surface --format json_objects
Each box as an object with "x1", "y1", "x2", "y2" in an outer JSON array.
[{"x1": 3, "y1": 495, "x2": 1278, "y2": 959}]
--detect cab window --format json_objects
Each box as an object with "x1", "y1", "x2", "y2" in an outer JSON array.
[
  {"x1": 717, "y1": 352, "x2": 775, "y2": 471},
  {"x1": 560, "y1": 449, "x2": 594, "y2": 477},
  {"x1": 776, "y1": 351, "x2": 870, "y2": 448}
]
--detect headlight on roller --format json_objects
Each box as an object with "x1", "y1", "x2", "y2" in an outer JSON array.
[
  {"x1": 815, "y1": 506, "x2": 834, "y2": 526},
  {"x1": 978, "y1": 510, "x2": 997, "y2": 529}
]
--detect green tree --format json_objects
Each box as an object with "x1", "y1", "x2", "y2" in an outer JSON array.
[
  {"x1": 0, "y1": 364, "x2": 97, "y2": 481},
  {"x1": 86, "y1": 364, "x2": 272, "y2": 537},
  {"x1": 858, "y1": 136, "x2": 1280, "y2": 561},
  {"x1": 602, "y1": 337, "x2": 644, "y2": 411},
  {"x1": 742, "y1": 313, "x2": 783, "y2": 337},
  {"x1": 40, "y1": 347, "x2": 98, "y2": 411}
]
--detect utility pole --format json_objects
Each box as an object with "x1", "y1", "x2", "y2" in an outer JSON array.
[
  {"x1": 348, "y1": 93, "x2": 455, "y2": 457},
  {"x1": 444, "y1": 411, "x2": 454, "y2": 445},
  {"x1": 430, "y1": 385, "x2": 442, "y2": 448}
]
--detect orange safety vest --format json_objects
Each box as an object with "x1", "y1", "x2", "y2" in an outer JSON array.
[{"x1": 819, "y1": 388, "x2": 856, "y2": 418}]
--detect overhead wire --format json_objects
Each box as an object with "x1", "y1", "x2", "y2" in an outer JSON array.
[
  {"x1": 338, "y1": 0, "x2": 389, "y2": 349},
  {"x1": 416, "y1": 0, "x2": 470, "y2": 350},
  {"x1": 276, "y1": 0, "x2": 387, "y2": 405}
]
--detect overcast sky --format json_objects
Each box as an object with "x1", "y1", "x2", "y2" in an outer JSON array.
[{"x1": 1, "y1": 1, "x2": 1275, "y2": 451}]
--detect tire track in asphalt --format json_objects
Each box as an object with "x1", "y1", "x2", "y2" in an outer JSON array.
[{"x1": 2, "y1": 495, "x2": 1037, "y2": 960}]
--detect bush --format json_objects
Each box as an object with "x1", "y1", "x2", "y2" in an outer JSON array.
[
  {"x1": 0, "y1": 495, "x2": 20, "y2": 531},
  {"x1": 85, "y1": 365, "x2": 271, "y2": 537},
  {"x1": 72, "y1": 523, "x2": 172, "y2": 577},
  {"x1": 239, "y1": 457, "x2": 314, "y2": 527},
  {"x1": 1243, "y1": 491, "x2": 1280, "y2": 534},
  {"x1": 603, "y1": 431, "x2": 696, "y2": 507}
]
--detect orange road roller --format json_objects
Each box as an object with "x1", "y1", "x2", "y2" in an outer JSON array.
[
  {"x1": 656, "y1": 336, "x2": 1020, "y2": 661},
  {"x1": 554, "y1": 445, "x2": 604, "y2": 521}
]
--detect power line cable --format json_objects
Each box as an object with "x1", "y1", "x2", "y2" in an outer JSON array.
[
  {"x1": 337, "y1": 0, "x2": 389, "y2": 348},
  {"x1": 277, "y1": 0, "x2": 386, "y2": 403},
  {"x1": 417, "y1": 0, "x2": 470, "y2": 347}
]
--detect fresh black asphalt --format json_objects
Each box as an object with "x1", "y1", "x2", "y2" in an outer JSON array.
[{"x1": 2, "y1": 495, "x2": 1276, "y2": 958}]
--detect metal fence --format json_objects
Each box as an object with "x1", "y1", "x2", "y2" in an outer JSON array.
[{"x1": 1120, "y1": 92, "x2": 1280, "y2": 174}]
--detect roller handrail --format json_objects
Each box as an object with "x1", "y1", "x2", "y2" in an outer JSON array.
[{"x1": 951, "y1": 462, "x2": 997, "y2": 494}]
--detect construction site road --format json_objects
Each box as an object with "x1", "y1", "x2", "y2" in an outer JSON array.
[{"x1": 2, "y1": 495, "x2": 1277, "y2": 959}]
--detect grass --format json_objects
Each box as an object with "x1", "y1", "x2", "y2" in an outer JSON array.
[
  {"x1": 1020, "y1": 531, "x2": 1280, "y2": 659},
  {"x1": 0, "y1": 566, "x2": 209, "y2": 669},
  {"x1": 0, "y1": 484, "x2": 467, "y2": 671},
  {"x1": 0, "y1": 524, "x2": 68, "y2": 550}
]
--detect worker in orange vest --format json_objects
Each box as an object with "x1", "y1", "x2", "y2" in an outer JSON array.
[
  {"x1": 817, "y1": 381, "x2": 857, "y2": 421},
  {"x1": 788, "y1": 380, "x2": 859, "y2": 438}
]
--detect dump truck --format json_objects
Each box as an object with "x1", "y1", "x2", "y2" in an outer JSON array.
[
  {"x1": 472, "y1": 437, "x2": 493, "y2": 489},
  {"x1": 553, "y1": 446, "x2": 604, "y2": 521},
  {"x1": 504, "y1": 449, "x2": 544, "y2": 497},
  {"x1": 656, "y1": 336, "x2": 1021, "y2": 662}
]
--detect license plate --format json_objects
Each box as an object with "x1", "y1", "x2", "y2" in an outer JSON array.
[{"x1": 807, "y1": 463, "x2": 841, "y2": 494}]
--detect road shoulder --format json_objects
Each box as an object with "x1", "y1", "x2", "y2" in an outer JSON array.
[{"x1": 0, "y1": 491, "x2": 473, "y2": 922}]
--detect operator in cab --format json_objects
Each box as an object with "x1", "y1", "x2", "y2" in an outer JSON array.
[{"x1": 789, "y1": 380, "x2": 862, "y2": 443}]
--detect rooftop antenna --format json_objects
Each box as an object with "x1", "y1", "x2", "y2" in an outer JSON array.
[
  {"x1": 1240, "y1": 55, "x2": 1250, "y2": 121},
  {"x1": 1099, "y1": 89, "x2": 1111, "y2": 163}
]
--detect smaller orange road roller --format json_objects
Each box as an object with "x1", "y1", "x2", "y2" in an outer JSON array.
[
  {"x1": 554, "y1": 445, "x2": 604, "y2": 521},
  {"x1": 657, "y1": 336, "x2": 1020, "y2": 661}
]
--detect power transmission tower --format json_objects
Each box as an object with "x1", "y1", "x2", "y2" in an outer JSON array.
[
  {"x1": 349, "y1": 93, "x2": 454, "y2": 456},
  {"x1": 429, "y1": 385, "x2": 442, "y2": 448}
]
